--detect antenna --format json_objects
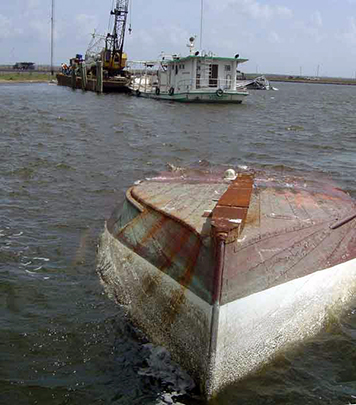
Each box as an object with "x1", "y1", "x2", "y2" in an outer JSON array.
[
  {"x1": 51, "y1": 0, "x2": 54, "y2": 76},
  {"x1": 200, "y1": 0, "x2": 203, "y2": 49}
]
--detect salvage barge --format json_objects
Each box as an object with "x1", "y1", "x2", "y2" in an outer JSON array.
[
  {"x1": 56, "y1": 0, "x2": 131, "y2": 93},
  {"x1": 56, "y1": 72, "x2": 130, "y2": 93},
  {"x1": 97, "y1": 167, "x2": 356, "y2": 399}
]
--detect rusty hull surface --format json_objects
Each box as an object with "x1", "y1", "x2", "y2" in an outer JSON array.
[
  {"x1": 112, "y1": 168, "x2": 356, "y2": 306},
  {"x1": 56, "y1": 73, "x2": 130, "y2": 93},
  {"x1": 99, "y1": 167, "x2": 356, "y2": 397}
]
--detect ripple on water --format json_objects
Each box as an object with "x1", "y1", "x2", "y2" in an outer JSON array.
[{"x1": 1, "y1": 82, "x2": 356, "y2": 404}]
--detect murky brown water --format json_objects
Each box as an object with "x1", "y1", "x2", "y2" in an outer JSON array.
[{"x1": 0, "y1": 82, "x2": 355, "y2": 404}]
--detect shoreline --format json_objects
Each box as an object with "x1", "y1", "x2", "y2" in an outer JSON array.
[
  {"x1": 0, "y1": 79, "x2": 53, "y2": 84},
  {"x1": 268, "y1": 77, "x2": 356, "y2": 86},
  {"x1": 2, "y1": 77, "x2": 356, "y2": 87}
]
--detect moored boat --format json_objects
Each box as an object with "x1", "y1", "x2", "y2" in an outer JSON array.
[
  {"x1": 128, "y1": 37, "x2": 249, "y2": 103},
  {"x1": 97, "y1": 166, "x2": 356, "y2": 399}
]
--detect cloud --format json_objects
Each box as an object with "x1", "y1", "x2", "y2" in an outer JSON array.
[
  {"x1": 268, "y1": 31, "x2": 282, "y2": 43},
  {"x1": 0, "y1": 14, "x2": 23, "y2": 39},
  {"x1": 126, "y1": 25, "x2": 190, "y2": 59},
  {"x1": 75, "y1": 14, "x2": 98, "y2": 39},
  {"x1": 29, "y1": 19, "x2": 49, "y2": 38},
  {"x1": 26, "y1": 0, "x2": 41, "y2": 9},
  {"x1": 0, "y1": 14, "x2": 11, "y2": 39},
  {"x1": 209, "y1": 0, "x2": 293, "y2": 21},
  {"x1": 275, "y1": 6, "x2": 293, "y2": 18},
  {"x1": 337, "y1": 16, "x2": 356, "y2": 45},
  {"x1": 311, "y1": 11, "x2": 322, "y2": 28},
  {"x1": 291, "y1": 11, "x2": 326, "y2": 44}
]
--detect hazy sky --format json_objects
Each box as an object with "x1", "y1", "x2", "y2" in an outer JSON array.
[{"x1": 1, "y1": 0, "x2": 356, "y2": 77}]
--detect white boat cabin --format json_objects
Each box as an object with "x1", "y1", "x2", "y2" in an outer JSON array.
[
  {"x1": 129, "y1": 38, "x2": 249, "y2": 103},
  {"x1": 158, "y1": 53, "x2": 248, "y2": 95}
]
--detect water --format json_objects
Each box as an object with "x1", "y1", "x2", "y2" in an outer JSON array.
[{"x1": 0, "y1": 82, "x2": 355, "y2": 404}]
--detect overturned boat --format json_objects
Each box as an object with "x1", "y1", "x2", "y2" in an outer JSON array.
[
  {"x1": 97, "y1": 166, "x2": 356, "y2": 399},
  {"x1": 246, "y1": 75, "x2": 277, "y2": 90}
]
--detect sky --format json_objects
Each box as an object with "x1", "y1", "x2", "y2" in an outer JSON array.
[{"x1": 1, "y1": 0, "x2": 356, "y2": 77}]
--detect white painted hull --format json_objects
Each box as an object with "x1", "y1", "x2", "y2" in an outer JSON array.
[
  {"x1": 98, "y1": 222, "x2": 356, "y2": 398},
  {"x1": 98, "y1": 225, "x2": 213, "y2": 389},
  {"x1": 210, "y1": 258, "x2": 356, "y2": 393},
  {"x1": 130, "y1": 88, "x2": 249, "y2": 103}
]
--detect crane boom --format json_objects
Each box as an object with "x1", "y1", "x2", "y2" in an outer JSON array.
[{"x1": 105, "y1": 0, "x2": 129, "y2": 75}]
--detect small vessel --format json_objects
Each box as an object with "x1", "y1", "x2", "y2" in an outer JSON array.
[
  {"x1": 128, "y1": 37, "x2": 249, "y2": 103},
  {"x1": 97, "y1": 165, "x2": 356, "y2": 399}
]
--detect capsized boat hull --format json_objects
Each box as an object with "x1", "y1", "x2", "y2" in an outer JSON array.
[{"x1": 97, "y1": 167, "x2": 356, "y2": 398}]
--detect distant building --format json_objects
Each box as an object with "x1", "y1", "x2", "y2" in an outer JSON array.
[{"x1": 13, "y1": 62, "x2": 35, "y2": 70}]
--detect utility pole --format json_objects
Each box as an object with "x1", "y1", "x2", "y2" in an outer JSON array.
[{"x1": 51, "y1": 0, "x2": 54, "y2": 76}]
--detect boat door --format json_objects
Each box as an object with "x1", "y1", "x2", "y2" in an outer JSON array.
[{"x1": 209, "y1": 64, "x2": 218, "y2": 87}]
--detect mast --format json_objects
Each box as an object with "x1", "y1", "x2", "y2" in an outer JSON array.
[
  {"x1": 200, "y1": 0, "x2": 203, "y2": 50},
  {"x1": 51, "y1": 0, "x2": 54, "y2": 75},
  {"x1": 105, "y1": 0, "x2": 129, "y2": 71}
]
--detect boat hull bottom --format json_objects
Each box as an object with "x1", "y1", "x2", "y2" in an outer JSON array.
[
  {"x1": 97, "y1": 223, "x2": 356, "y2": 399},
  {"x1": 130, "y1": 90, "x2": 247, "y2": 103}
]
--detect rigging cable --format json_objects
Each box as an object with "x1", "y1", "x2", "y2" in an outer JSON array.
[{"x1": 108, "y1": 0, "x2": 115, "y2": 33}]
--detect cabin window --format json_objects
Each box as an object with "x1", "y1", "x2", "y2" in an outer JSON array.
[{"x1": 225, "y1": 65, "x2": 231, "y2": 71}]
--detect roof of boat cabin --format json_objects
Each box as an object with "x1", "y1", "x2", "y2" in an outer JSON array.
[
  {"x1": 129, "y1": 168, "x2": 356, "y2": 241},
  {"x1": 166, "y1": 55, "x2": 249, "y2": 64}
]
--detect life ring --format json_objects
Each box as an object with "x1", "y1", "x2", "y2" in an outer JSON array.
[
  {"x1": 155, "y1": 87, "x2": 160, "y2": 96},
  {"x1": 216, "y1": 89, "x2": 224, "y2": 97},
  {"x1": 169, "y1": 87, "x2": 174, "y2": 96},
  {"x1": 135, "y1": 89, "x2": 141, "y2": 97}
]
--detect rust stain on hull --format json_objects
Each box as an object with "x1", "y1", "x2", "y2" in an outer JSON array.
[
  {"x1": 107, "y1": 168, "x2": 356, "y2": 306},
  {"x1": 100, "y1": 166, "x2": 356, "y2": 401}
]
